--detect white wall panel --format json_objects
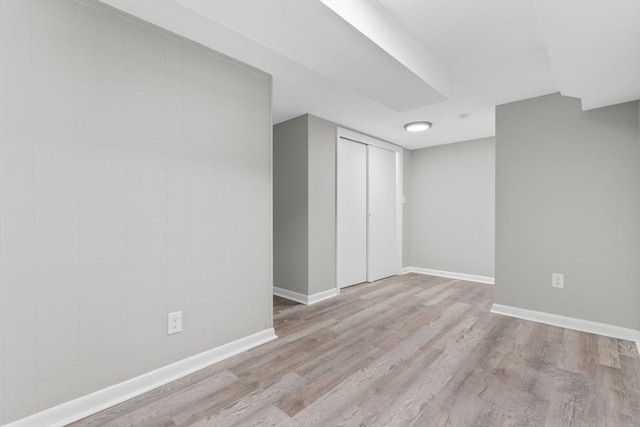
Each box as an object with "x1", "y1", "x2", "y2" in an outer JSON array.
[
  {"x1": 255, "y1": 74, "x2": 273, "y2": 329},
  {"x1": 228, "y1": 69, "x2": 272, "y2": 339},
  {"x1": 0, "y1": 1, "x2": 272, "y2": 423},
  {"x1": 249, "y1": 71, "x2": 273, "y2": 331},
  {"x1": 76, "y1": 2, "x2": 129, "y2": 395},
  {"x1": 31, "y1": 0, "x2": 80, "y2": 410},
  {"x1": 0, "y1": 2, "x2": 3, "y2": 418},
  {"x1": 165, "y1": 39, "x2": 187, "y2": 364},
  {"x1": 0, "y1": 1, "x2": 38, "y2": 422},
  {"x1": 124, "y1": 24, "x2": 169, "y2": 378},
  {"x1": 182, "y1": 47, "x2": 229, "y2": 356}
]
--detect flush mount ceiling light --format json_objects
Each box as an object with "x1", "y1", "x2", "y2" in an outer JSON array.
[{"x1": 404, "y1": 121, "x2": 432, "y2": 132}]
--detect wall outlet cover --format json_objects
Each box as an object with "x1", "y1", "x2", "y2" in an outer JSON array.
[
  {"x1": 552, "y1": 273, "x2": 564, "y2": 288},
  {"x1": 168, "y1": 311, "x2": 182, "y2": 334}
]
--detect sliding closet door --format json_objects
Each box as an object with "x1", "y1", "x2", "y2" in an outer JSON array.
[
  {"x1": 337, "y1": 138, "x2": 368, "y2": 288},
  {"x1": 367, "y1": 145, "x2": 398, "y2": 282}
]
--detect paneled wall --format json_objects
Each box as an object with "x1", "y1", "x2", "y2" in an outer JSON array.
[{"x1": 0, "y1": 0, "x2": 272, "y2": 423}]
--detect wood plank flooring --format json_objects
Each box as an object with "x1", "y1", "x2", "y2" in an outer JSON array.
[{"x1": 70, "y1": 273, "x2": 640, "y2": 426}]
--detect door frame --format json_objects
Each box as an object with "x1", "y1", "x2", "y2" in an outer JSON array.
[{"x1": 335, "y1": 127, "x2": 403, "y2": 290}]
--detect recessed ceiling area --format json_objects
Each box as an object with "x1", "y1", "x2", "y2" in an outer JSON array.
[
  {"x1": 177, "y1": 0, "x2": 448, "y2": 112},
  {"x1": 98, "y1": 0, "x2": 640, "y2": 149}
]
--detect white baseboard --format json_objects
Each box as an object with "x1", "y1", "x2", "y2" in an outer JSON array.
[
  {"x1": 273, "y1": 286, "x2": 339, "y2": 305},
  {"x1": 491, "y1": 304, "x2": 640, "y2": 352},
  {"x1": 308, "y1": 288, "x2": 340, "y2": 304},
  {"x1": 4, "y1": 328, "x2": 277, "y2": 427},
  {"x1": 273, "y1": 287, "x2": 308, "y2": 304},
  {"x1": 402, "y1": 266, "x2": 494, "y2": 285}
]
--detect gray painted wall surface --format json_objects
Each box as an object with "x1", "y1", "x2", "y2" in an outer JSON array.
[
  {"x1": 273, "y1": 116, "x2": 309, "y2": 295},
  {"x1": 402, "y1": 149, "x2": 412, "y2": 267},
  {"x1": 0, "y1": 1, "x2": 272, "y2": 423},
  {"x1": 273, "y1": 114, "x2": 337, "y2": 296},
  {"x1": 407, "y1": 138, "x2": 495, "y2": 277},
  {"x1": 495, "y1": 93, "x2": 640, "y2": 330},
  {"x1": 308, "y1": 116, "x2": 337, "y2": 295}
]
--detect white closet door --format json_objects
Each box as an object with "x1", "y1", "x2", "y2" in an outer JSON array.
[
  {"x1": 367, "y1": 145, "x2": 398, "y2": 282},
  {"x1": 337, "y1": 138, "x2": 368, "y2": 288}
]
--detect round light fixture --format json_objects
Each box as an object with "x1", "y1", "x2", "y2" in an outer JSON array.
[{"x1": 404, "y1": 121, "x2": 432, "y2": 132}]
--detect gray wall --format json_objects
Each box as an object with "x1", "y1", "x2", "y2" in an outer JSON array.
[
  {"x1": 0, "y1": 0, "x2": 272, "y2": 423},
  {"x1": 273, "y1": 116, "x2": 309, "y2": 295},
  {"x1": 308, "y1": 116, "x2": 337, "y2": 295},
  {"x1": 407, "y1": 138, "x2": 495, "y2": 277},
  {"x1": 273, "y1": 114, "x2": 337, "y2": 296},
  {"x1": 496, "y1": 93, "x2": 640, "y2": 330},
  {"x1": 402, "y1": 148, "x2": 412, "y2": 267}
]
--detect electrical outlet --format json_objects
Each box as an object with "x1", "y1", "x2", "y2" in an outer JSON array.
[
  {"x1": 168, "y1": 311, "x2": 182, "y2": 335},
  {"x1": 552, "y1": 273, "x2": 564, "y2": 289}
]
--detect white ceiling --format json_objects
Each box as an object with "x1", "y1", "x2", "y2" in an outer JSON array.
[{"x1": 99, "y1": 0, "x2": 640, "y2": 150}]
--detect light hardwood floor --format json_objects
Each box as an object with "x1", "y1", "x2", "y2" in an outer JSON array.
[{"x1": 71, "y1": 273, "x2": 640, "y2": 426}]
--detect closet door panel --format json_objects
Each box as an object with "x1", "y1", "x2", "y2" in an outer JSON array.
[
  {"x1": 368, "y1": 145, "x2": 398, "y2": 282},
  {"x1": 337, "y1": 139, "x2": 368, "y2": 288}
]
